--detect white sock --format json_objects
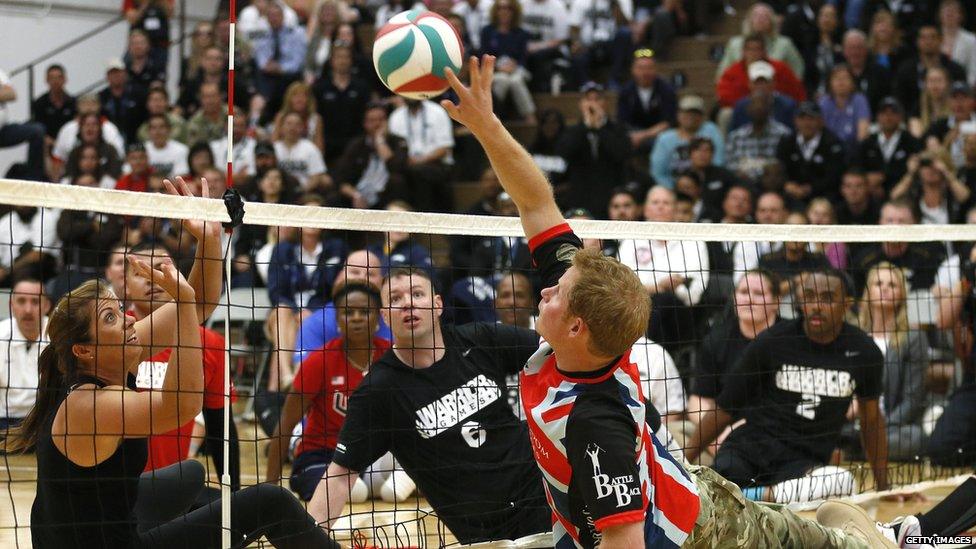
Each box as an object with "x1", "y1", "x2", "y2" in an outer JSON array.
[
  {"x1": 350, "y1": 476, "x2": 369, "y2": 503},
  {"x1": 380, "y1": 470, "x2": 416, "y2": 503},
  {"x1": 772, "y1": 466, "x2": 855, "y2": 504}
]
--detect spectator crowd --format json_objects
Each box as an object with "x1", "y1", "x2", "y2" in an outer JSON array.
[{"x1": 2, "y1": 0, "x2": 976, "y2": 510}]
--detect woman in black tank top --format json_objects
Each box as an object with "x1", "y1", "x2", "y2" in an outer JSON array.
[{"x1": 6, "y1": 178, "x2": 336, "y2": 548}]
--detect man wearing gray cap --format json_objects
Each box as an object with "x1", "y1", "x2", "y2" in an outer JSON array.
[
  {"x1": 776, "y1": 100, "x2": 847, "y2": 203},
  {"x1": 650, "y1": 94, "x2": 725, "y2": 187}
]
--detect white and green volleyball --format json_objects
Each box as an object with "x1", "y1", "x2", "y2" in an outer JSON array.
[{"x1": 372, "y1": 9, "x2": 464, "y2": 99}]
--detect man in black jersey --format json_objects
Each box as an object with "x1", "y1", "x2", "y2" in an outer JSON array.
[
  {"x1": 307, "y1": 268, "x2": 550, "y2": 544},
  {"x1": 686, "y1": 267, "x2": 890, "y2": 502}
]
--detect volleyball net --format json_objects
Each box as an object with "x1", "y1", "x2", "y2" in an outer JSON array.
[{"x1": 1, "y1": 177, "x2": 975, "y2": 546}]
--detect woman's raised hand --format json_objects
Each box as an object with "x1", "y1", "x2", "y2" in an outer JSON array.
[
  {"x1": 128, "y1": 256, "x2": 195, "y2": 303},
  {"x1": 162, "y1": 176, "x2": 222, "y2": 243}
]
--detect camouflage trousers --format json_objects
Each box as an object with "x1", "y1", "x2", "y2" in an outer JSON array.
[{"x1": 683, "y1": 466, "x2": 869, "y2": 549}]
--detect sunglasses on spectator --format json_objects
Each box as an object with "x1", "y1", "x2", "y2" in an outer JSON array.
[{"x1": 634, "y1": 48, "x2": 655, "y2": 59}]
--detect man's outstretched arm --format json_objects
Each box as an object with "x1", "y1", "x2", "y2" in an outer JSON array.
[{"x1": 441, "y1": 56, "x2": 564, "y2": 238}]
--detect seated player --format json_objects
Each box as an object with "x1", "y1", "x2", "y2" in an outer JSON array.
[
  {"x1": 686, "y1": 267, "x2": 888, "y2": 504},
  {"x1": 309, "y1": 268, "x2": 551, "y2": 544},
  {"x1": 8, "y1": 188, "x2": 334, "y2": 549},
  {"x1": 124, "y1": 178, "x2": 240, "y2": 491},
  {"x1": 437, "y1": 54, "x2": 903, "y2": 548},
  {"x1": 266, "y1": 283, "x2": 408, "y2": 502}
]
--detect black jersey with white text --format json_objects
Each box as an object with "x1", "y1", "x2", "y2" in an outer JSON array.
[
  {"x1": 716, "y1": 319, "x2": 884, "y2": 461},
  {"x1": 332, "y1": 322, "x2": 550, "y2": 543}
]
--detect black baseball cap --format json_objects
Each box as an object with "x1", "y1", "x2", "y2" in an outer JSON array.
[
  {"x1": 564, "y1": 207, "x2": 593, "y2": 219},
  {"x1": 796, "y1": 101, "x2": 822, "y2": 117},
  {"x1": 877, "y1": 96, "x2": 904, "y2": 114},
  {"x1": 580, "y1": 81, "x2": 605, "y2": 94},
  {"x1": 254, "y1": 141, "x2": 275, "y2": 156},
  {"x1": 951, "y1": 81, "x2": 974, "y2": 97},
  {"x1": 126, "y1": 142, "x2": 146, "y2": 154}
]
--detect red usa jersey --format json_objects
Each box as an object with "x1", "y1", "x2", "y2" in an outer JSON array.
[
  {"x1": 292, "y1": 336, "x2": 391, "y2": 456},
  {"x1": 520, "y1": 342, "x2": 700, "y2": 549},
  {"x1": 135, "y1": 326, "x2": 236, "y2": 471}
]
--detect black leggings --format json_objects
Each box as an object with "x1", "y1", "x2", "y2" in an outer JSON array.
[
  {"x1": 202, "y1": 406, "x2": 241, "y2": 492},
  {"x1": 133, "y1": 460, "x2": 337, "y2": 548}
]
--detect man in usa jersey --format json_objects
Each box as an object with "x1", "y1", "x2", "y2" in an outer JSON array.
[{"x1": 439, "y1": 55, "x2": 897, "y2": 548}]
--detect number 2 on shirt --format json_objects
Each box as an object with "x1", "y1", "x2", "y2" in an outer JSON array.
[{"x1": 796, "y1": 393, "x2": 821, "y2": 420}]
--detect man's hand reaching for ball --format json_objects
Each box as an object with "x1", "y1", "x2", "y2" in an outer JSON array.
[{"x1": 440, "y1": 55, "x2": 502, "y2": 136}]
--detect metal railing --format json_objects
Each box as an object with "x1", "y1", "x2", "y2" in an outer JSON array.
[
  {"x1": 8, "y1": 0, "x2": 202, "y2": 106},
  {"x1": 9, "y1": 15, "x2": 127, "y2": 103}
]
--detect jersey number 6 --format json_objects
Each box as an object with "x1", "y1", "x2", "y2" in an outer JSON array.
[{"x1": 461, "y1": 421, "x2": 487, "y2": 448}]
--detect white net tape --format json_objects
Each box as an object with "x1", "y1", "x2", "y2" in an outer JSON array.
[{"x1": 4, "y1": 178, "x2": 976, "y2": 241}]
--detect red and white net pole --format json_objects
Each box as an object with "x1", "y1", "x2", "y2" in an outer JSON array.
[{"x1": 222, "y1": 0, "x2": 237, "y2": 545}]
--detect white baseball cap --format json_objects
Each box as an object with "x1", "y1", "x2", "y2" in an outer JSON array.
[{"x1": 748, "y1": 60, "x2": 775, "y2": 82}]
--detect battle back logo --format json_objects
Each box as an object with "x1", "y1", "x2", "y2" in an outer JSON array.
[{"x1": 587, "y1": 443, "x2": 640, "y2": 508}]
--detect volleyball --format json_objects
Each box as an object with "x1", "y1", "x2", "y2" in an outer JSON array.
[{"x1": 372, "y1": 9, "x2": 464, "y2": 99}]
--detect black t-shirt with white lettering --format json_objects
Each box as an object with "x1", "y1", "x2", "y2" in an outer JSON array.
[
  {"x1": 716, "y1": 319, "x2": 883, "y2": 461},
  {"x1": 333, "y1": 322, "x2": 550, "y2": 543}
]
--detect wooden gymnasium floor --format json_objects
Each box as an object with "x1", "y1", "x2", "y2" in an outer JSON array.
[{"x1": 0, "y1": 414, "x2": 965, "y2": 548}]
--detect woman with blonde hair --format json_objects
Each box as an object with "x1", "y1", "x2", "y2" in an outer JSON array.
[
  {"x1": 857, "y1": 262, "x2": 930, "y2": 461},
  {"x1": 867, "y1": 9, "x2": 907, "y2": 72},
  {"x1": 271, "y1": 81, "x2": 326, "y2": 153},
  {"x1": 716, "y1": 3, "x2": 805, "y2": 80},
  {"x1": 911, "y1": 66, "x2": 952, "y2": 137}
]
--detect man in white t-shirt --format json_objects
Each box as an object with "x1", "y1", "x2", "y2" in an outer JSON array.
[
  {"x1": 52, "y1": 93, "x2": 126, "y2": 165},
  {"x1": 521, "y1": 0, "x2": 572, "y2": 92},
  {"x1": 211, "y1": 114, "x2": 256, "y2": 178},
  {"x1": 567, "y1": 0, "x2": 633, "y2": 86},
  {"x1": 0, "y1": 277, "x2": 50, "y2": 430},
  {"x1": 0, "y1": 206, "x2": 60, "y2": 279},
  {"x1": 618, "y1": 186, "x2": 709, "y2": 352},
  {"x1": 388, "y1": 99, "x2": 455, "y2": 212},
  {"x1": 731, "y1": 191, "x2": 789, "y2": 283},
  {"x1": 237, "y1": 0, "x2": 300, "y2": 44},
  {"x1": 144, "y1": 113, "x2": 189, "y2": 177},
  {"x1": 274, "y1": 111, "x2": 329, "y2": 191},
  {"x1": 451, "y1": 0, "x2": 493, "y2": 50},
  {"x1": 630, "y1": 336, "x2": 685, "y2": 421},
  {"x1": 0, "y1": 68, "x2": 47, "y2": 181}
]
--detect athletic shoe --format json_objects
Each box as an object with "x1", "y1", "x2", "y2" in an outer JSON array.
[
  {"x1": 351, "y1": 476, "x2": 370, "y2": 503},
  {"x1": 817, "y1": 500, "x2": 899, "y2": 548},
  {"x1": 380, "y1": 470, "x2": 416, "y2": 503},
  {"x1": 879, "y1": 515, "x2": 932, "y2": 549}
]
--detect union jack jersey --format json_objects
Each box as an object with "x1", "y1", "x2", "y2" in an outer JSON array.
[{"x1": 521, "y1": 224, "x2": 700, "y2": 548}]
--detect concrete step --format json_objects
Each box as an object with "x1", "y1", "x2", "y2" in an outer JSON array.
[
  {"x1": 532, "y1": 91, "x2": 619, "y2": 125},
  {"x1": 658, "y1": 60, "x2": 717, "y2": 98},
  {"x1": 665, "y1": 36, "x2": 728, "y2": 63}
]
